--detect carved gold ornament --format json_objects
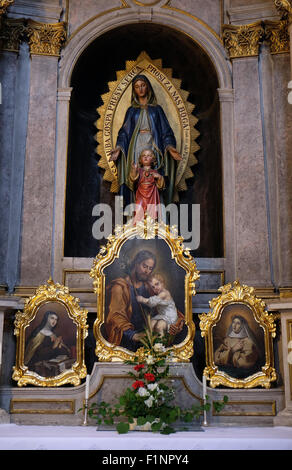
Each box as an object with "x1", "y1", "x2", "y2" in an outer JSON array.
[
  {"x1": 0, "y1": 17, "x2": 26, "y2": 52},
  {"x1": 90, "y1": 216, "x2": 200, "y2": 362},
  {"x1": 222, "y1": 19, "x2": 290, "y2": 58},
  {"x1": 199, "y1": 280, "x2": 277, "y2": 389},
  {"x1": 274, "y1": 0, "x2": 292, "y2": 19},
  {"x1": 13, "y1": 278, "x2": 88, "y2": 387},
  {"x1": 222, "y1": 22, "x2": 265, "y2": 58},
  {"x1": 0, "y1": 18, "x2": 66, "y2": 55},
  {"x1": 26, "y1": 20, "x2": 66, "y2": 56},
  {"x1": 265, "y1": 19, "x2": 290, "y2": 54},
  {"x1": 96, "y1": 51, "x2": 199, "y2": 199},
  {"x1": 0, "y1": 0, "x2": 14, "y2": 16}
]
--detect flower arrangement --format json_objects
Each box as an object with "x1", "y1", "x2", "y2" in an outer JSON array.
[{"x1": 87, "y1": 322, "x2": 227, "y2": 434}]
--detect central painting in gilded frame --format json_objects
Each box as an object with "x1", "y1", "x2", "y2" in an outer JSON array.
[{"x1": 90, "y1": 219, "x2": 200, "y2": 362}]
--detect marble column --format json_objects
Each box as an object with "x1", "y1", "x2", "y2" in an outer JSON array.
[
  {"x1": 52, "y1": 87, "x2": 73, "y2": 283},
  {"x1": 232, "y1": 56, "x2": 271, "y2": 287},
  {"x1": 20, "y1": 54, "x2": 59, "y2": 287},
  {"x1": 217, "y1": 88, "x2": 236, "y2": 283},
  {"x1": 258, "y1": 42, "x2": 281, "y2": 288},
  {"x1": 0, "y1": 44, "x2": 30, "y2": 293}
]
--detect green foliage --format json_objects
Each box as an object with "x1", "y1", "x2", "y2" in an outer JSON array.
[{"x1": 85, "y1": 325, "x2": 228, "y2": 434}]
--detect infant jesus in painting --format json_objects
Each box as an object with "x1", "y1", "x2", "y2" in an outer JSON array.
[
  {"x1": 130, "y1": 148, "x2": 165, "y2": 223},
  {"x1": 136, "y1": 273, "x2": 178, "y2": 337}
]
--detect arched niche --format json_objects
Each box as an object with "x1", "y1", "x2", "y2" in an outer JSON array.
[{"x1": 63, "y1": 22, "x2": 223, "y2": 258}]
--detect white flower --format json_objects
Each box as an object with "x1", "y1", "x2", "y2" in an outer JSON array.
[
  {"x1": 145, "y1": 397, "x2": 154, "y2": 408},
  {"x1": 146, "y1": 355, "x2": 155, "y2": 365},
  {"x1": 137, "y1": 387, "x2": 150, "y2": 397},
  {"x1": 147, "y1": 383, "x2": 158, "y2": 392},
  {"x1": 153, "y1": 343, "x2": 166, "y2": 353}
]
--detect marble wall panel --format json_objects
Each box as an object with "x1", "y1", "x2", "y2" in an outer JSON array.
[
  {"x1": 272, "y1": 54, "x2": 292, "y2": 286},
  {"x1": 230, "y1": 0, "x2": 273, "y2": 6},
  {"x1": 167, "y1": 0, "x2": 222, "y2": 37},
  {"x1": 67, "y1": 0, "x2": 121, "y2": 37},
  {"x1": 233, "y1": 57, "x2": 271, "y2": 286},
  {"x1": 19, "y1": 55, "x2": 58, "y2": 286},
  {"x1": 0, "y1": 53, "x2": 16, "y2": 284}
]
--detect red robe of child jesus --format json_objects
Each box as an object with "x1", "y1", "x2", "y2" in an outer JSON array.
[{"x1": 132, "y1": 167, "x2": 165, "y2": 223}]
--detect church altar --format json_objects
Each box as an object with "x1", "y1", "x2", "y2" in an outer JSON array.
[
  {"x1": 0, "y1": 424, "x2": 292, "y2": 451},
  {"x1": 1, "y1": 0, "x2": 292, "y2": 439}
]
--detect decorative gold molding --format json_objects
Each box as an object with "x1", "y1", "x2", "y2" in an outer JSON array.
[
  {"x1": 265, "y1": 19, "x2": 290, "y2": 54},
  {"x1": 199, "y1": 280, "x2": 277, "y2": 389},
  {"x1": 12, "y1": 278, "x2": 88, "y2": 387},
  {"x1": 274, "y1": 0, "x2": 292, "y2": 21},
  {"x1": 90, "y1": 217, "x2": 200, "y2": 363},
  {"x1": 0, "y1": 0, "x2": 14, "y2": 17},
  {"x1": 222, "y1": 22, "x2": 264, "y2": 59},
  {"x1": 223, "y1": 19, "x2": 290, "y2": 58},
  {"x1": 213, "y1": 400, "x2": 276, "y2": 417},
  {"x1": 10, "y1": 398, "x2": 75, "y2": 414},
  {"x1": 132, "y1": 0, "x2": 163, "y2": 5},
  {"x1": 0, "y1": 18, "x2": 66, "y2": 55},
  {"x1": 0, "y1": 17, "x2": 26, "y2": 52},
  {"x1": 26, "y1": 20, "x2": 66, "y2": 56}
]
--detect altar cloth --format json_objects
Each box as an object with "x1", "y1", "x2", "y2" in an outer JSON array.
[{"x1": 0, "y1": 424, "x2": 292, "y2": 450}]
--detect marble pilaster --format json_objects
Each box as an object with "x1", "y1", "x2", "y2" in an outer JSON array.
[
  {"x1": 258, "y1": 42, "x2": 281, "y2": 288},
  {"x1": 217, "y1": 88, "x2": 237, "y2": 283},
  {"x1": 232, "y1": 56, "x2": 271, "y2": 286},
  {"x1": 52, "y1": 87, "x2": 72, "y2": 284},
  {"x1": 0, "y1": 44, "x2": 30, "y2": 292},
  {"x1": 0, "y1": 51, "x2": 17, "y2": 286},
  {"x1": 20, "y1": 54, "x2": 59, "y2": 286},
  {"x1": 271, "y1": 53, "x2": 292, "y2": 286}
]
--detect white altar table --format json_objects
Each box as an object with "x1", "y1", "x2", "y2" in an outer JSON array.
[{"x1": 0, "y1": 424, "x2": 291, "y2": 451}]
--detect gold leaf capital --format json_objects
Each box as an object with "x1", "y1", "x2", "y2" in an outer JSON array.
[{"x1": 26, "y1": 20, "x2": 66, "y2": 56}]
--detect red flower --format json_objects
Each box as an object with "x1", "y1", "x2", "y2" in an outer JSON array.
[
  {"x1": 144, "y1": 373, "x2": 155, "y2": 382},
  {"x1": 132, "y1": 380, "x2": 145, "y2": 390},
  {"x1": 134, "y1": 364, "x2": 145, "y2": 372}
]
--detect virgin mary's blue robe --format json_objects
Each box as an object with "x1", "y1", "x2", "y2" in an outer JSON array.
[{"x1": 115, "y1": 104, "x2": 177, "y2": 206}]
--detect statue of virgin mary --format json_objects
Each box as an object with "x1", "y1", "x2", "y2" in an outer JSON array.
[{"x1": 109, "y1": 74, "x2": 182, "y2": 207}]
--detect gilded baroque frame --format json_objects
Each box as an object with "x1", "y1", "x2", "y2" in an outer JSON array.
[
  {"x1": 199, "y1": 280, "x2": 277, "y2": 389},
  {"x1": 90, "y1": 218, "x2": 200, "y2": 362},
  {"x1": 13, "y1": 278, "x2": 88, "y2": 387}
]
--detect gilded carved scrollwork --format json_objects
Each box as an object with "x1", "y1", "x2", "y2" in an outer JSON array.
[
  {"x1": 0, "y1": 17, "x2": 66, "y2": 55},
  {"x1": 223, "y1": 19, "x2": 290, "y2": 58},
  {"x1": 0, "y1": 17, "x2": 26, "y2": 51},
  {"x1": 0, "y1": 0, "x2": 14, "y2": 16},
  {"x1": 26, "y1": 20, "x2": 66, "y2": 56},
  {"x1": 199, "y1": 280, "x2": 277, "y2": 389},
  {"x1": 90, "y1": 217, "x2": 200, "y2": 363},
  {"x1": 274, "y1": 0, "x2": 292, "y2": 20},
  {"x1": 222, "y1": 22, "x2": 265, "y2": 58},
  {"x1": 265, "y1": 19, "x2": 290, "y2": 54},
  {"x1": 13, "y1": 278, "x2": 88, "y2": 387}
]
